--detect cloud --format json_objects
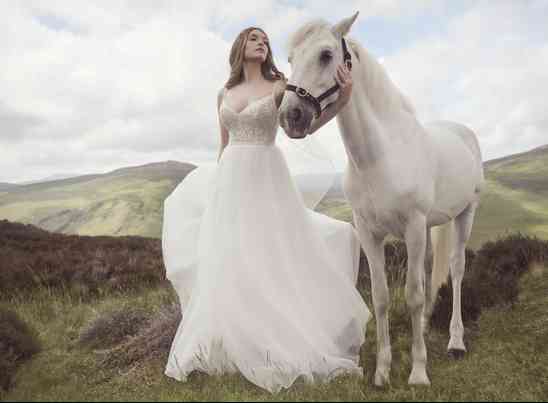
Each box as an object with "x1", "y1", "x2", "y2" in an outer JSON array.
[
  {"x1": 1, "y1": 1, "x2": 233, "y2": 182},
  {"x1": 382, "y1": 0, "x2": 548, "y2": 160},
  {"x1": 0, "y1": 1, "x2": 546, "y2": 182}
]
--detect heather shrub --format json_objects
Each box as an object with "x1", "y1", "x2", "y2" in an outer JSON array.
[
  {"x1": 430, "y1": 233, "x2": 548, "y2": 330},
  {"x1": 78, "y1": 306, "x2": 150, "y2": 350},
  {"x1": 0, "y1": 306, "x2": 41, "y2": 391},
  {"x1": 0, "y1": 220, "x2": 168, "y2": 298},
  {"x1": 356, "y1": 232, "x2": 548, "y2": 332},
  {"x1": 429, "y1": 256, "x2": 481, "y2": 331},
  {"x1": 99, "y1": 302, "x2": 181, "y2": 369}
]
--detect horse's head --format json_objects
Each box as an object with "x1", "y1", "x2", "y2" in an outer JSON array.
[{"x1": 279, "y1": 12, "x2": 359, "y2": 139}]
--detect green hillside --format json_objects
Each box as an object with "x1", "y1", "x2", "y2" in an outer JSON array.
[
  {"x1": 1, "y1": 144, "x2": 546, "y2": 247},
  {"x1": 0, "y1": 161, "x2": 195, "y2": 239},
  {"x1": 318, "y1": 145, "x2": 548, "y2": 249},
  {"x1": 469, "y1": 144, "x2": 548, "y2": 247}
]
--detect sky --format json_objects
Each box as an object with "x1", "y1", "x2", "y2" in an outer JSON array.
[{"x1": 1, "y1": 0, "x2": 547, "y2": 183}]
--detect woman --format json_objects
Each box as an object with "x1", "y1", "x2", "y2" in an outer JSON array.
[{"x1": 162, "y1": 27, "x2": 370, "y2": 393}]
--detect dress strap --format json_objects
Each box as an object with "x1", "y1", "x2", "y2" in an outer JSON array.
[{"x1": 217, "y1": 87, "x2": 227, "y2": 110}]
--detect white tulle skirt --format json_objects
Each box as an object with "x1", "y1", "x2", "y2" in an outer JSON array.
[{"x1": 162, "y1": 143, "x2": 370, "y2": 393}]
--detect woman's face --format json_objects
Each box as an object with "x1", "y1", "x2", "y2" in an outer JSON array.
[{"x1": 244, "y1": 29, "x2": 269, "y2": 63}]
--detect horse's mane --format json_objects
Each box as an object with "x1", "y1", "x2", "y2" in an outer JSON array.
[{"x1": 287, "y1": 20, "x2": 415, "y2": 117}]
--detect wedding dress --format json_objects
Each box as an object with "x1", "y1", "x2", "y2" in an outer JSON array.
[{"x1": 162, "y1": 89, "x2": 371, "y2": 393}]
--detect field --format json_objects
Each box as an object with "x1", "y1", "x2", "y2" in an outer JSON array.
[
  {"x1": 1, "y1": 145, "x2": 547, "y2": 400},
  {"x1": 1, "y1": 221, "x2": 547, "y2": 401}
]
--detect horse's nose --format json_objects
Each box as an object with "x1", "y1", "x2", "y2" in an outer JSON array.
[{"x1": 288, "y1": 107, "x2": 302, "y2": 123}]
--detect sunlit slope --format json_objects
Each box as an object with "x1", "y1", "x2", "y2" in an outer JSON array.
[
  {"x1": 472, "y1": 144, "x2": 548, "y2": 248},
  {"x1": 0, "y1": 161, "x2": 195, "y2": 238},
  {"x1": 2, "y1": 144, "x2": 546, "y2": 245},
  {"x1": 318, "y1": 145, "x2": 548, "y2": 249}
]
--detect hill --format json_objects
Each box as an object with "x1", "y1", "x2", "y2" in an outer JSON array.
[
  {"x1": 0, "y1": 182, "x2": 19, "y2": 192},
  {"x1": 0, "y1": 161, "x2": 195, "y2": 238},
  {"x1": 472, "y1": 144, "x2": 548, "y2": 248},
  {"x1": 320, "y1": 144, "x2": 548, "y2": 249},
  {"x1": 1, "y1": 144, "x2": 547, "y2": 248}
]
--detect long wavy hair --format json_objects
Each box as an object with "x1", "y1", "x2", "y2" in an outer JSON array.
[{"x1": 225, "y1": 27, "x2": 285, "y2": 89}]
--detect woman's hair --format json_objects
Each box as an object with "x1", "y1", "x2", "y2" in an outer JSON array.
[{"x1": 225, "y1": 27, "x2": 285, "y2": 89}]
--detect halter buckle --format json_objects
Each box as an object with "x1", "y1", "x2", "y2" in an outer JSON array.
[
  {"x1": 345, "y1": 59, "x2": 352, "y2": 71},
  {"x1": 296, "y1": 88, "x2": 308, "y2": 98}
]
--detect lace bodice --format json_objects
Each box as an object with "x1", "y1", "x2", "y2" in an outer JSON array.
[{"x1": 220, "y1": 91, "x2": 278, "y2": 146}]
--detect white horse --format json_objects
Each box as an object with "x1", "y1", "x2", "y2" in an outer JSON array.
[{"x1": 279, "y1": 12, "x2": 484, "y2": 386}]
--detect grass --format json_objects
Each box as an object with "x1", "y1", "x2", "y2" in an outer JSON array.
[
  {"x1": 317, "y1": 198, "x2": 354, "y2": 223},
  {"x1": 470, "y1": 179, "x2": 548, "y2": 249},
  {"x1": 2, "y1": 264, "x2": 546, "y2": 401}
]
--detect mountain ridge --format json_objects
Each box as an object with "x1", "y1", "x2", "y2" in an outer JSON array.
[{"x1": 0, "y1": 143, "x2": 546, "y2": 246}]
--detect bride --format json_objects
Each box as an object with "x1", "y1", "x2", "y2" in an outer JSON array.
[{"x1": 162, "y1": 26, "x2": 371, "y2": 393}]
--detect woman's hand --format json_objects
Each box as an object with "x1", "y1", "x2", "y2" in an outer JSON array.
[
  {"x1": 334, "y1": 63, "x2": 352, "y2": 106},
  {"x1": 305, "y1": 64, "x2": 352, "y2": 135}
]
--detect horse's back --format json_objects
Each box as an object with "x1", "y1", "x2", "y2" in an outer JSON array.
[
  {"x1": 423, "y1": 120, "x2": 484, "y2": 218},
  {"x1": 426, "y1": 121, "x2": 482, "y2": 162},
  {"x1": 425, "y1": 120, "x2": 483, "y2": 178}
]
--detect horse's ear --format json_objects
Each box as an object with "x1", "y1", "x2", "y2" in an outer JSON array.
[{"x1": 331, "y1": 11, "x2": 359, "y2": 38}]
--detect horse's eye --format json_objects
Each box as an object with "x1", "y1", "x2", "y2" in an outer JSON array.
[{"x1": 320, "y1": 50, "x2": 332, "y2": 64}]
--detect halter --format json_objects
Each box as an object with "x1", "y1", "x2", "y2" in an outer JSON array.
[{"x1": 285, "y1": 37, "x2": 353, "y2": 119}]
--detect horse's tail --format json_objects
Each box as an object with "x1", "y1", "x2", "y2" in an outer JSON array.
[{"x1": 430, "y1": 220, "x2": 454, "y2": 303}]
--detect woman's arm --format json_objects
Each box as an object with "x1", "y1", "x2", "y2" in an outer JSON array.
[
  {"x1": 308, "y1": 63, "x2": 352, "y2": 135},
  {"x1": 274, "y1": 76, "x2": 287, "y2": 109},
  {"x1": 217, "y1": 88, "x2": 229, "y2": 162}
]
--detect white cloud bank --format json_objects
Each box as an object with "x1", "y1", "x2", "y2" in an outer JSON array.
[{"x1": 0, "y1": 1, "x2": 546, "y2": 182}]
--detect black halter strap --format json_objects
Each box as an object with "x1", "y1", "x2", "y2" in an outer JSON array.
[{"x1": 285, "y1": 37, "x2": 352, "y2": 119}]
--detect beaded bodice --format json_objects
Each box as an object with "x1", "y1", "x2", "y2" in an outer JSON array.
[{"x1": 220, "y1": 92, "x2": 278, "y2": 146}]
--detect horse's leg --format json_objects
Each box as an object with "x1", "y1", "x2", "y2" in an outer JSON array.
[
  {"x1": 448, "y1": 202, "x2": 477, "y2": 357},
  {"x1": 423, "y1": 228, "x2": 433, "y2": 332},
  {"x1": 353, "y1": 210, "x2": 390, "y2": 386},
  {"x1": 405, "y1": 213, "x2": 430, "y2": 385}
]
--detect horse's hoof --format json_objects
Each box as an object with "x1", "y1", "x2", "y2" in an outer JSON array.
[
  {"x1": 408, "y1": 368, "x2": 431, "y2": 386},
  {"x1": 447, "y1": 348, "x2": 466, "y2": 359},
  {"x1": 374, "y1": 370, "x2": 390, "y2": 387}
]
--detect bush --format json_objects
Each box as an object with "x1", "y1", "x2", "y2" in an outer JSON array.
[
  {"x1": 0, "y1": 219, "x2": 168, "y2": 299},
  {"x1": 0, "y1": 306, "x2": 41, "y2": 391},
  {"x1": 430, "y1": 233, "x2": 548, "y2": 330},
  {"x1": 78, "y1": 306, "x2": 150, "y2": 350},
  {"x1": 356, "y1": 233, "x2": 548, "y2": 332},
  {"x1": 429, "y1": 249, "x2": 480, "y2": 331},
  {"x1": 99, "y1": 302, "x2": 181, "y2": 369}
]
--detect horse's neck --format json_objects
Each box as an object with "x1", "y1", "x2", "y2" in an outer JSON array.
[
  {"x1": 338, "y1": 74, "x2": 418, "y2": 173},
  {"x1": 337, "y1": 98, "x2": 380, "y2": 171},
  {"x1": 337, "y1": 84, "x2": 392, "y2": 171}
]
